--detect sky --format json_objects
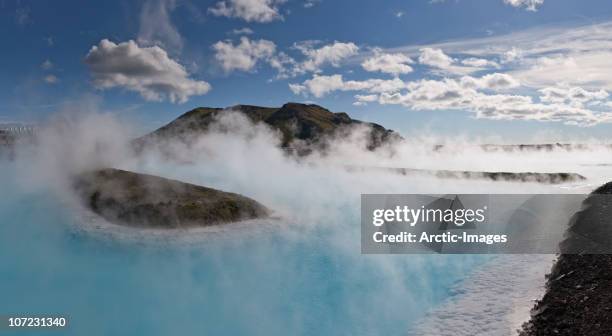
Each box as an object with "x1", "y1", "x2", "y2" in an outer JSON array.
[{"x1": 3, "y1": 0, "x2": 612, "y2": 141}]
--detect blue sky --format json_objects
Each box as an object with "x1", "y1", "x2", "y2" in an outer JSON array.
[{"x1": 3, "y1": 0, "x2": 612, "y2": 141}]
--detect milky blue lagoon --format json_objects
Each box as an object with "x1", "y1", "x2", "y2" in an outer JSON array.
[{"x1": 0, "y1": 161, "x2": 494, "y2": 336}]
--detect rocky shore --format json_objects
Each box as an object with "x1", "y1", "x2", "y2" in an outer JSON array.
[{"x1": 519, "y1": 182, "x2": 612, "y2": 335}]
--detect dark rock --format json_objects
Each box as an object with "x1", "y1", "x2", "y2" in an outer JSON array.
[
  {"x1": 434, "y1": 143, "x2": 612, "y2": 152},
  {"x1": 73, "y1": 168, "x2": 269, "y2": 228},
  {"x1": 135, "y1": 102, "x2": 402, "y2": 156},
  {"x1": 519, "y1": 183, "x2": 612, "y2": 336},
  {"x1": 344, "y1": 165, "x2": 586, "y2": 184}
]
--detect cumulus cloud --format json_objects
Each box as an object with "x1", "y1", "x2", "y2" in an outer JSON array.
[
  {"x1": 460, "y1": 57, "x2": 499, "y2": 69},
  {"x1": 267, "y1": 51, "x2": 297, "y2": 78},
  {"x1": 212, "y1": 36, "x2": 276, "y2": 72},
  {"x1": 503, "y1": 0, "x2": 544, "y2": 11},
  {"x1": 84, "y1": 39, "x2": 211, "y2": 103},
  {"x1": 415, "y1": 48, "x2": 493, "y2": 76},
  {"x1": 208, "y1": 0, "x2": 286, "y2": 23},
  {"x1": 290, "y1": 73, "x2": 519, "y2": 99},
  {"x1": 377, "y1": 78, "x2": 610, "y2": 126},
  {"x1": 295, "y1": 41, "x2": 359, "y2": 73},
  {"x1": 269, "y1": 41, "x2": 359, "y2": 78},
  {"x1": 419, "y1": 47, "x2": 455, "y2": 69},
  {"x1": 539, "y1": 86, "x2": 608, "y2": 106},
  {"x1": 501, "y1": 47, "x2": 523, "y2": 64},
  {"x1": 289, "y1": 74, "x2": 342, "y2": 97},
  {"x1": 138, "y1": 0, "x2": 183, "y2": 51},
  {"x1": 353, "y1": 94, "x2": 378, "y2": 106},
  {"x1": 208, "y1": 38, "x2": 357, "y2": 78},
  {"x1": 361, "y1": 51, "x2": 414, "y2": 76},
  {"x1": 460, "y1": 73, "x2": 520, "y2": 90},
  {"x1": 289, "y1": 72, "x2": 612, "y2": 125},
  {"x1": 289, "y1": 74, "x2": 407, "y2": 98}
]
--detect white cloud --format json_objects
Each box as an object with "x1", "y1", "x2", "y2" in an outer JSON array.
[
  {"x1": 431, "y1": 0, "x2": 543, "y2": 11},
  {"x1": 362, "y1": 51, "x2": 414, "y2": 76},
  {"x1": 539, "y1": 86, "x2": 608, "y2": 106},
  {"x1": 289, "y1": 74, "x2": 344, "y2": 97},
  {"x1": 296, "y1": 41, "x2": 359, "y2": 73},
  {"x1": 417, "y1": 48, "x2": 488, "y2": 76},
  {"x1": 503, "y1": 0, "x2": 544, "y2": 11},
  {"x1": 460, "y1": 57, "x2": 499, "y2": 68},
  {"x1": 230, "y1": 27, "x2": 254, "y2": 35},
  {"x1": 385, "y1": 20, "x2": 612, "y2": 91},
  {"x1": 268, "y1": 51, "x2": 297, "y2": 79},
  {"x1": 44, "y1": 75, "x2": 58, "y2": 84},
  {"x1": 510, "y1": 53, "x2": 612, "y2": 90},
  {"x1": 239, "y1": 40, "x2": 360, "y2": 78},
  {"x1": 212, "y1": 36, "x2": 276, "y2": 72},
  {"x1": 460, "y1": 73, "x2": 520, "y2": 90},
  {"x1": 378, "y1": 78, "x2": 609, "y2": 126},
  {"x1": 84, "y1": 39, "x2": 211, "y2": 103},
  {"x1": 501, "y1": 47, "x2": 522, "y2": 64},
  {"x1": 209, "y1": 0, "x2": 286, "y2": 23},
  {"x1": 208, "y1": 38, "x2": 358, "y2": 78},
  {"x1": 289, "y1": 74, "x2": 406, "y2": 98},
  {"x1": 419, "y1": 47, "x2": 455, "y2": 69},
  {"x1": 353, "y1": 94, "x2": 378, "y2": 106},
  {"x1": 289, "y1": 72, "x2": 612, "y2": 126},
  {"x1": 395, "y1": 11, "x2": 405, "y2": 18},
  {"x1": 288, "y1": 73, "x2": 518, "y2": 101},
  {"x1": 138, "y1": 0, "x2": 183, "y2": 50}
]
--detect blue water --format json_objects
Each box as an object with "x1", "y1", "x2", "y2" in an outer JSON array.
[{"x1": 0, "y1": 163, "x2": 488, "y2": 336}]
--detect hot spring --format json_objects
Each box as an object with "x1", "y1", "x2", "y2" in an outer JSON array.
[{"x1": 1, "y1": 113, "x2": 609, "y2": 335}]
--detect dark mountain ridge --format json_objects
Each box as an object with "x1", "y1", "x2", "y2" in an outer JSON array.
[{"x1": 137, "y1": 102, "x2": 402, "y2": 155}]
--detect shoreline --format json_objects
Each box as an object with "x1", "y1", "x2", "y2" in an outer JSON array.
[{"x1": 411, "y1": 255, "x2": 556, "y2": 336}]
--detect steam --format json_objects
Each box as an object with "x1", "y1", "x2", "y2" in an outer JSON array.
[{"x1": 3, "y1": 107, "x2": 612, "y2": 335}]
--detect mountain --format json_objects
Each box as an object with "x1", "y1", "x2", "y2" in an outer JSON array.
[
  {"x1": 73, "y1": 168, "x2": 269, "y2": 228},
  {"x1": 136, "y1": 102, "x2": 402, "y2": 155}
]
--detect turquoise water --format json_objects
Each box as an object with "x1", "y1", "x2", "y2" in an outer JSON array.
[{"x1": 0, "y1": 162, "x2": 488, "y2": 336}]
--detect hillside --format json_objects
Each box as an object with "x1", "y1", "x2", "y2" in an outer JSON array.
[{"x1": 136, "y1": 102, "x2": 402, "y2": 155}]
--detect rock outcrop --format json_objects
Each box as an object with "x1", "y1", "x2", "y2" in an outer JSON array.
[{"x1": 73, "y1": 168, "x2": 269, "y2": 228}]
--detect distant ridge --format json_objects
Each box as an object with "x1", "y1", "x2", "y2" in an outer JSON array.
[
  {"x1": 434, "y1": 143, "x2": 612, "y2": 152},
  {"x1": 137, "y1": 102, "x2": 402, "y2": 155}
]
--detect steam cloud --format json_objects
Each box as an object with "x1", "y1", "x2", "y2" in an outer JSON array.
[{"x1": 3, "y1": 106, "x2": 612, "y2": 335}]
